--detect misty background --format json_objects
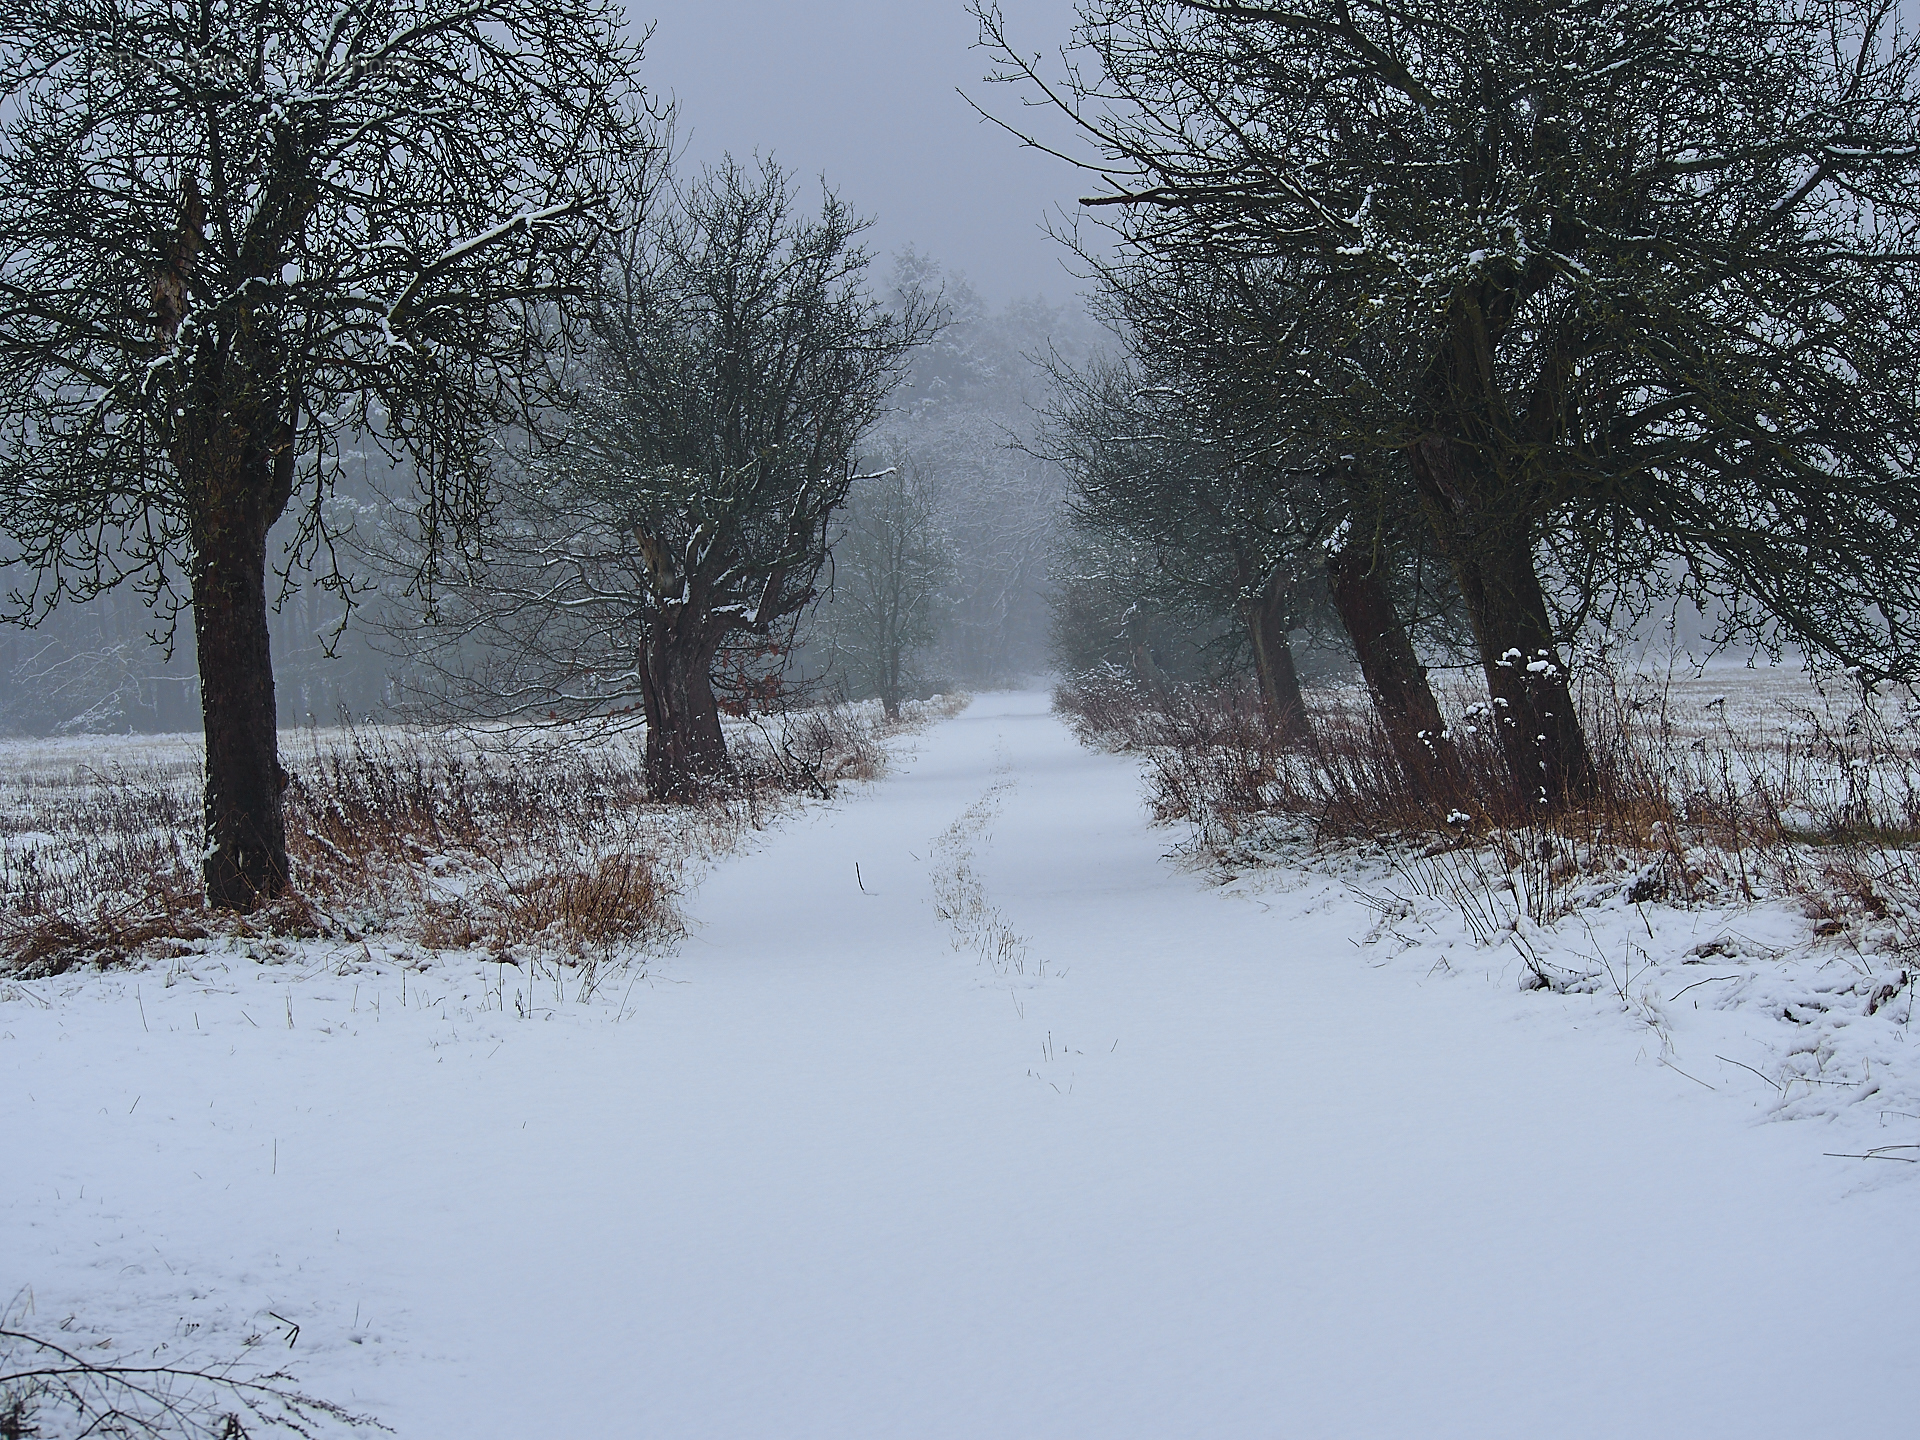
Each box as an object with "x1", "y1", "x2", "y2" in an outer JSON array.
[
  {"x1": 0, "y1": 0, "x2": 1740, "y2": 739},
  {"x1": 0, "y1": 2, "x2": 1111, "y2": 736}
]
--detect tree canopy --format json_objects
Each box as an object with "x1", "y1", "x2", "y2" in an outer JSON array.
[
  {"x1": 977, "y1": 0, "x2": 1920, "y2": 800},
  {"x1": 0, "y1": 0, "x2": 656, "y2": 904}
]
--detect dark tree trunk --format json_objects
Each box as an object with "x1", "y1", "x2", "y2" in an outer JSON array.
[
  {"x1": 190, "y1": 464, "x2": 289, "y2": 911},
  {"x1": 880, "y1": 644, "x2": 903, "y2": 721},
  {"x1": 1325, "y1": 537, "x2": 1452, "y2": 785},
  {"x1": 1408, "y1": 434, "x2": 1596, "y2": 803},
  {"x1": 640, "y1": 621, "x2": 729, "y2": 800},
  {"x1": 1245, "y1": 576, "x2": 1312, "y2": 745}
]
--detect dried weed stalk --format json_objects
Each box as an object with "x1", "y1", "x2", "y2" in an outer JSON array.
[
  {"x1": 0, "y1": 695, "x2": 957, "y2": 977},
  {"x1": 1057, "y1": 663, "x2": 1920, "y2": 959},
  {"x1": 0, "y1": 1324, "x2": 381, "y2": 1439}
]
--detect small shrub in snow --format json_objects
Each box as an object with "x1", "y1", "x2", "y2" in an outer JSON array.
[
  {"x1": 0, "y1": 1323, "x2": 381, "y2": 1438},
  {"x1": 0, "y1": 696, "x2": 960, "y2": 979}
]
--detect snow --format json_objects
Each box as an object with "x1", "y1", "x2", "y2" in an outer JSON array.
[{"x1": 5, "y1": 692, "x2": 1916, "y2": 1435}]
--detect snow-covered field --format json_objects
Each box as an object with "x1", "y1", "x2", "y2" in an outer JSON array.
[{"x1": 4, "y1": 691, "x2": 1915, "y2": 1436}]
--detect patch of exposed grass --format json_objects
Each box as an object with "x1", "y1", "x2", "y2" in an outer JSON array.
[
  {"x1": 1056, "y1": 663, "x2": 1920, "y2": 945},
  {"x1": 0, "y1": 695, "x2": 961, "y2": 979}
]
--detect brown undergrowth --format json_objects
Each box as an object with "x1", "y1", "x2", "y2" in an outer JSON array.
[
  {"x1": 1056, "y1": 662, "x2": 1920, "y2": 949},
  {"x1": 0, "y1": 696, "x2": 958, "y2": 980}
]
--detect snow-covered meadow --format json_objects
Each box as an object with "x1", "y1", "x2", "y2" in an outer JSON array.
[{"x1": 4, "y1": 689, "x2": 1915, "y2": 1436}]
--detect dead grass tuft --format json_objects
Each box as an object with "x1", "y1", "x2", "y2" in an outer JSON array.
[
  {"x1": 1, "y1": 695, "x2": 954, "y2": 978},
  {"x1": 494, "y1": 852, "x2": 674, "y2": 956},
  {"x1": 1057, "y1": 662, "x2": 1920, "y2": 952}
]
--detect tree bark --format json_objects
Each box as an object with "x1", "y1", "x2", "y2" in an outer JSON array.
[
  {"x1": 1408, "y1": 433, "x2": 1596, "y2": 803},
  {"x1": 880, "y1": 639, "x2": 903, "y2": 720},
  {"x1": 640, "y1": 620, "x2": 729, "y2": 800},
  {"x1": 1324, "y1": 537, "x2": 1452, "y2": 784},
  {"x1": 189, "y1": 461, "x2": 289, "y2": 911},
  {"x1": 1244, "y1": 574, "x2": 1312, "y2": 745}
]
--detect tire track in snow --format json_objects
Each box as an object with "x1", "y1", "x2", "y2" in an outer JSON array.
[{"x1": 928, "y1": 779, "x2": 1037, "y2": 984}]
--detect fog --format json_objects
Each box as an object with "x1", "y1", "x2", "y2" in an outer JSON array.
[
  {"x1": 650, "y1": 1, "x2": 1092, "y2": 304},
  {"x1": 0, "y1": 2, "x2": 1106, "y2": 735},
  {"x1": 0, "y1": 2, "x2": 1790, "y2": 742}
]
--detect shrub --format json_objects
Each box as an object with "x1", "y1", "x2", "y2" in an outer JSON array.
[{"x1": 1056, "y1": 661, "x2": 1920, "y2": 939}]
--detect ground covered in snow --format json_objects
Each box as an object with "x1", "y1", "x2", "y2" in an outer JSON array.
[{"x1": 4, "y1": 692, "x2": 1915, "y2": 1436}]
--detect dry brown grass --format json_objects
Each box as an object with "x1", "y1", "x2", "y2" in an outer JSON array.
[
  {"x1": 281, "y1": 720, "x2": 682, "y2": 948},
  {"x1": 1056, "y1": 661, "x2": 1920, "y2": 941},
  {"x1": 0, "y1": 695, "x2": 943, "y2": 979}
]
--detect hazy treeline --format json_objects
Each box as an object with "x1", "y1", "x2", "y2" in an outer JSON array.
[
  {"x1": 18, "y1": 0, "x2": 1920, "y2": 910},
  {"x1": 807, "y1": 252, "x2": 1103, "y2": 708}
]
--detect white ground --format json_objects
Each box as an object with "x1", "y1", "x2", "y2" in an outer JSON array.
[{"x1": 4, "y1": 691, "x2": 1915, "y2": 1437}]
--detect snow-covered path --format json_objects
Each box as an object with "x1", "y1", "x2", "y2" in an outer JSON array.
[{"x1": 6, "y1": 693, "x2": 1914, "y2": 1436}]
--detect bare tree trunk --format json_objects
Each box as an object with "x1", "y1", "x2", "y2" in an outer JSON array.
[
  {"x1": 189, "y1": 469, "x2": 288, "y2": 911},
  {"x1": 880, "y1": 640, "x2": 903, "y2": 721},
  {"x1": 1409, "y1": 434, "x2": 1596, "y2": 803},
  {"x1": 1244, "y1": 575, "x2": 1312, "y2": 745},
  {"x1": 640, "y1": 621, "x2": 729, "y2": 800},
  {"x1": 1324, "y1": 538, "x2": 1451, "y2": 784}
]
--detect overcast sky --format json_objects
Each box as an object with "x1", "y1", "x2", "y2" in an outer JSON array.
[{"x1": 644, "y1": 1, "x2": 1095, "y2": 306}]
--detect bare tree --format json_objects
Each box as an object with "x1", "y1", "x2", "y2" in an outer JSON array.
[
  {"x1": 1042, "y1": 352, "x2": 1321, "y2": 739},
  {"x1": 822, "y1": 456, "x2": 955, "y2": 719},
  {"x1": 0, "y1": 0, "x2": 654, "y2": 907},
  {"x1": 1048, "y1": 517, "x2": 1241, "y2": 685},
  {"x1": 1096, "y1": 255, "x2": 1462, "y2": 779},
  {"x1": 976, "y1": 0, "x2": 1920, "y2": 806},
  {"x1": 406, "y1": 159, "x2": 934, "y2": 798}
]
